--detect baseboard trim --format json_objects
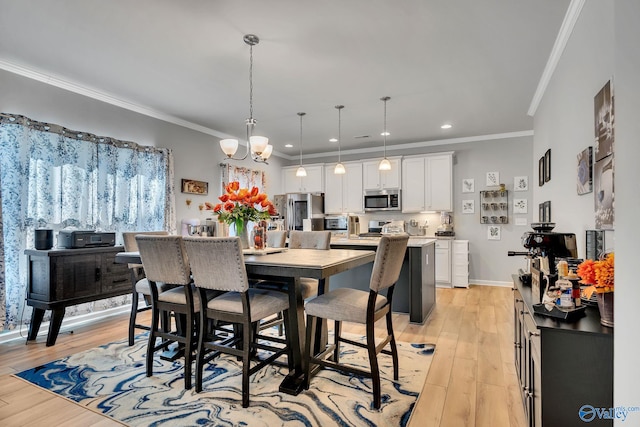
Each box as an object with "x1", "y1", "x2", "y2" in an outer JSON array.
[
  {"x1": 0, "y1": 305, "x2": 131, "y2": 345},
  {"x1": 469, "y1": 280, "x2": 513, "y2": 288}
]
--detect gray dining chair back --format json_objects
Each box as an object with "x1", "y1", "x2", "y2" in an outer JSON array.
[
  {"x1": 122, "y1": 230, "x2": 170, "y2": 346},
  {"x1": 136, "y1": 235, "x2": 191, "y2": 286},
  {"x1": 183, "y1": 236, "x2": 249, "y2": 292},
  {"x1": 266, "y1": 230, "x2": 287, "y2": 248},
  {"x1": 288, "y1": 230, "x2": 331, "y2": 250},
  {"x1": 369, "y1": 234, "x2": 409, "y2": 292}
]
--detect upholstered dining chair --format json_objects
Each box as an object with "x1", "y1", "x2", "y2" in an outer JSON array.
[
  {"x1": 122, "y1": 231, "x2": 170, "y2": 346},
  {"x1": 303, "y1": 234, "x2": 409, "y2": 409},
  {"x1": 287, "y1": 230, "x2": 332, "y2": 299},
  {"x1": 136, "y1": 234, "x2": 211, "y2": 390},
  {"x1": 265, "y1": 230, "x2": 287, "y2": 248},
  {"x1": 183, "y1": 236, "x2": 292, "y2": 407}
]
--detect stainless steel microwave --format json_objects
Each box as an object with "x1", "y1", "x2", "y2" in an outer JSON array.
[{"x1": 363, "y1": 189, "x2": 401, "y2": 212}]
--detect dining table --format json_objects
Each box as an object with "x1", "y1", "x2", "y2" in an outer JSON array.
[{"x1": 115, "y1": 246, "x2": 376, "y2": 395}]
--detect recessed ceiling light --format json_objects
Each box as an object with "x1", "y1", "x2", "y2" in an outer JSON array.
[
  {"x1": 380, "y1": 132, "x2": 390, "y2": 136},
  {"x1": 329, "y1": 138, "x2": 338, "y2": 142},
  {"x1": 285, "y1": 144, "x2": 293, "y2": 148},
  {"x1": 441, "y1": 124, "x2": 452, "y2": 129}
]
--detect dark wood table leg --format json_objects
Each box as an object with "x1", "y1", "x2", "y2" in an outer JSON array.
[
  {"x1": 46, "y1": 308, "x2": 66, "y2": 346},
  {"x1": 315, "y1": 278, "x2": 329, "y2": 357},
  {"x1": 279, "y1": 276, "x2": 306, "y2": 395},
  {"x1": 27, "y1": 307, "x2": 46, "y2": 341}
]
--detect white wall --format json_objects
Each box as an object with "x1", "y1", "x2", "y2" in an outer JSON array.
[
  {"x1": 0, "y1": 69, "x2": 286, "y2": 235},
  {"x1": 613, "y1": 0, "x2": 640, "y2": 418},
  {"x1": 534, "y1": 1, "x2": 640, "y2": 421}
]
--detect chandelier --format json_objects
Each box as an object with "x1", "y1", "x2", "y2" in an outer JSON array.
[{"x1": 219, "y1": 34, "x2": 272, "y2": 163}]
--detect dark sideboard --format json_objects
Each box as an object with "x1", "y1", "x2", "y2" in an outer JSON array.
[
  {"x1": 513, "y1": 275, "x2": 613, "y2": 427},
  {"x1": 25, "y1": 246, "x2": 130, "y2": 346}
]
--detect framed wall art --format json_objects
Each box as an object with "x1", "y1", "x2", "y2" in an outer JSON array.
[
  {"x1": 487, "y1": 225, "x2": 501, "y2": 240},
  {"x1": 462, "y1": 178, "x2": 475, "y2": 193},
  {"x1": 594, "y1": 80, "x2": 614, "y2": 162},
  {"x1": 577, "y1": 146, "x2": 593, "y2": 195},
  {"x1": 514, "y1": 176, "x2": 528, "y2": 191},
  {"x1": 543, "y1": 200, "x2": 551, "y2": 222},
  {"x1": 538, "y1": 156, "x2": 545, "y2": 186},
  {"x1": 539, "y1": 203, "x2": 545, "y2": 222},
  {"x1": 486, "y1": 172, "x2": 499, "y2": 187},
  {"x1": 544, "y1": 149, "x2": 551, "y2": 182},
  {"x1": 462, "y1": 200, "x2": 475, "y2": 214},
  {"x1": 513, "y1": 199, "x2": 527, "y2": 214},
  {"x1": 594, "y1": 155, "x2": 614, "y2": 229},
  {"x1": 181, "y1": 179, "x2": 209, "y2": 195}
]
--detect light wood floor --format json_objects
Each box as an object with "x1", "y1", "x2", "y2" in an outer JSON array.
[{"x1": 0, "y1": 285, "x2": 526, "y2": 427}]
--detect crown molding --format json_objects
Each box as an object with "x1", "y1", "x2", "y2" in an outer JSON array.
[
  {"x1": 527, "y1": 0, "x2": 586, "y2": 116},
  {"x1": 294, "y1": 130, "x2": 534, "y2": 161}
]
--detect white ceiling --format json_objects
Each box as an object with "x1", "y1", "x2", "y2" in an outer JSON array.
[{"x1": 0, "y1": 0, "x2": 570, "y2": 158}]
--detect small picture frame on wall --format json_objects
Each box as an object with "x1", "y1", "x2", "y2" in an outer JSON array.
[
  {"x1": 462, "y1": 200, "x2": 475, "y2": 214},
  {"x1": 577, "y1": 146, "x2": 593, "y2": 195},
  {"x1": 539, "y1": 202, "x2": 545, "y2": 222},
  {"x1": 543, "y1": 200, "x2": 551, "y2": 222},
  {"x1": 486, "y1": 172, "x2": 499, "y2": 187},
  {"x1": 462, "y1": 178, "x2": 475, "y2": 193},
  {"x1": 181, "y1": 179, "x2": 208, "y2": 195},
  {"x1": 538, "y1": 157, "x2": 545, "y2": 186},
  {"x1": 513, "y1": 199, "x2": 527, "y2": 214},
  {"x1": 514, "y1": 176, "x2": 528, "y2": 191},
  {"x1": 488, "y1": 225, "x2": 501, "y2": 240},
  {"x1": 544, "y1": 149, "x2": 551, "y2": 182}
]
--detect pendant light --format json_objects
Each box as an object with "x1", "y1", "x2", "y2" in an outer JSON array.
[
  {"x1": 219, "y1": 34, "x2": 272, "y2": 163},
  {"x1": 296, "y1": 112, "x2": 307, "y2": 177},
  {"x1": 334, "y1": 105, "x2": 346, "y2": 175},
  {"x1": 378, "y1": 96, "x2": 392, "y2": 171}
]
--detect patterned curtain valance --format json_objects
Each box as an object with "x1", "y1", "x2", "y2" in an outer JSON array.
[{"x1": 0, "y1": 113, "x2": 167, "y2": 155}]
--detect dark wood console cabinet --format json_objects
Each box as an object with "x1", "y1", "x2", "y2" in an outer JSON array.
[
  {"x1": 25, "y1": 246, "x2": 130, "y2": 346},
  {"x1": 513, "y1": 275, "x2": 613, "y2": 426}
]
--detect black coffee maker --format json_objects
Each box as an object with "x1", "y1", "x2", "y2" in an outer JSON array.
[{"x1": 509, "y1": 223, "x2": 577, "y2": 302}]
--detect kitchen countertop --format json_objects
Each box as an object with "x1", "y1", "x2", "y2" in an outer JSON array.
[{"x1": 331, "y1": 236, "x2": 436, "y2": 248}]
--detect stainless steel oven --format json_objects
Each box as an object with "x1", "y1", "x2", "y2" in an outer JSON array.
[{"x1": 363, "y1": 189, "x2": 401, "y2": 212}]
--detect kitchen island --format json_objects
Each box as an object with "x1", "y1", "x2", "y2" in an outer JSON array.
[{"x1": 329, "y1": 237, "x2": 436, "y2": 324}]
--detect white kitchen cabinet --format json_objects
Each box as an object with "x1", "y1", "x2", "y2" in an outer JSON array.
[
  {"x1": 401, "y1": 153, "x2": 453, "y2": 212},
  {"x1": 452, "y1": 240, "x2": 469, "y2": 288},
  {"x1": 324, "y1": 162, "x2": 363, "y2": 214},
  {"x1": 282, "y1": 164, "x2": 324, "y2": 193},
  {"x1": 362, "y1": 158, "x2": 401, "y2": 190},
  {"x1": 435, "y1": 239, "x2": 452, "y2": 287}
]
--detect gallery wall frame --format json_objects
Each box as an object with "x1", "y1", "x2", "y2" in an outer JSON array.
[
  {"x1": 514, "y1": 176, "x2": 528, "y2": 191},
  {"x1": 544, "y1": 149, "x2": 551, "y2": 182},
  {"x1": 594, "y1": 80, "x2": 614, "y2": 162},
  {"x1": 181, "y1": 178, "x2": 208, "y2": 195},
  {"x1": 462, "y1": 178, "x2": 475, "y2": 193},
  {"x1": 538, "y1": 156, "x2": 545, "y2": 186},
  {"x1": 577, "y1": 146, "x2": 593, "y2": 195}
]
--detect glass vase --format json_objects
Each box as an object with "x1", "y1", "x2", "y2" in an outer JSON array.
[{"x1": 235, "y1": 220, "x2": 249, "y2": 249}]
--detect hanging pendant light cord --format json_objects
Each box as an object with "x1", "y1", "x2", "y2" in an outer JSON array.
[
  {"x1": 383, "y1": 96, "x2": 388, "y2": 158},
  {"x1": 298, "y1": 112, "x2": 305, "y2": 166},
  {"x1": 337, "y1": 105, "x2": 342, "y2": 162}
]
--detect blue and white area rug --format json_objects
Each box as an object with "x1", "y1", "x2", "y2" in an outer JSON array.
[{"x1": 14, "y1": 333, "x2": 433, "y2": 426}]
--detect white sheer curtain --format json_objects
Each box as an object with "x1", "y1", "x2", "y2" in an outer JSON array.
[{"x1": 0, "y1": 113, "x2": 175, "y2": 331}]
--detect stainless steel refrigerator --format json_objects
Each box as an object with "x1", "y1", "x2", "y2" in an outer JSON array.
[{"x1": 277, "y1": 193, "x2": 324, "y2": 231}]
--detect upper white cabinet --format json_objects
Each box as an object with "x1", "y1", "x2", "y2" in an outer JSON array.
[
  {"x1": 282, "y1": 164, "x2": 324, "y2": 194},
  {"x1": 324, "y1": 162, "x2": 363, "y2": 214},
  {"x1": 362, "y1": 157, "x2": 401, "y2": 190},
  {"x1": 401, "y1": 153, "x2": 453, "y2": 212}
]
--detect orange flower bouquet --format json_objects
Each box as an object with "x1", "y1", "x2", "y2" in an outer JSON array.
[
  {"x1": 577, "y1": 252, "x2": 614, "y2": 299},
  {"x1": 205, "y1": 181, "x2": 275, "y2": 237}
]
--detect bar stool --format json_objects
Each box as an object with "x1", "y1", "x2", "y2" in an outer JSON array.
[{"x1": 303, "y1": 234, "x2": 409, "y2": 409}]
